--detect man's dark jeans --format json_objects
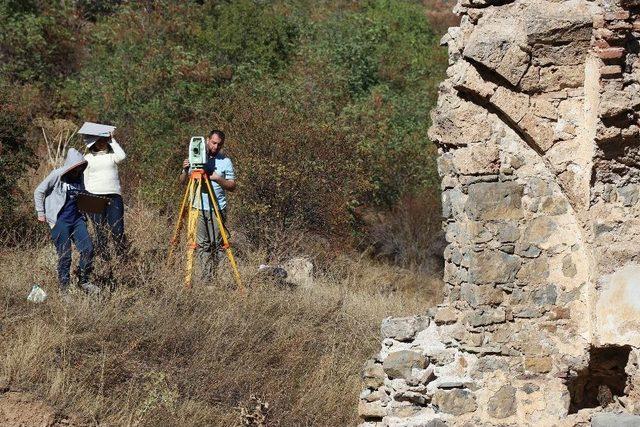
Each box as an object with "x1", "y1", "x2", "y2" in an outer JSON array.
[
  {"x1": 50, "y1": 217, "x2": 94, "y2": 289},
  {"x1": 88, "y1": 194, "x2": 126, "y2": 260}
]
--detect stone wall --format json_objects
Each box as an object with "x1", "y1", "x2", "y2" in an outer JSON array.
[{"x1": 359, "y1": 1, "x2": 640, "y2": 425}]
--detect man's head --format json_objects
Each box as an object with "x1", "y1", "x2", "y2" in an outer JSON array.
[{"x1": 207, "y1": 130, "x2": 225, "y2": 156}]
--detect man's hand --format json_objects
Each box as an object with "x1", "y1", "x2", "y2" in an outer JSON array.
[
  {"x1": 182, "y1": 158, "x2": 189, "y2": 169},
  {"x1": 38, "y1": 215, "x2": 46, "y2": 222},
  {"x1": 209, "y1": 172, "x2": 222, "y2": 182}
]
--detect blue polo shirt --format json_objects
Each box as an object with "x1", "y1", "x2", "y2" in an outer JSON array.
[{"x1": 190, "y1": 153, "x2": 235, "y2": 211}]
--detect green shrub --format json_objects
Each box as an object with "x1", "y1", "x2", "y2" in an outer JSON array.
[
  {"x1": 0, "y1": 2, "x2": 81, "y2": 84},
  {"x1": 0, "y1": 80, "x2": 40, "y2": 236}
]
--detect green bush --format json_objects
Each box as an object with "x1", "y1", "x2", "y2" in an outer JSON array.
[
  {"x1": 0, "y1": 1, "x2": 80, "y2": 84},
  {"x1": 0, "y1": 79, "x2": 40, "y2": 236}
]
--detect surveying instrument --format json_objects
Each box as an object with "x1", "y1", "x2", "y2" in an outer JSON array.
[{"x1": 169, "y1": 136, "x2": 243, "y2": 290}]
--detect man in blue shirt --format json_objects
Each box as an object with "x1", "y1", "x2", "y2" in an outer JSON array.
[{"x1": 180, "y1": 130, "x2": 236, "y2": 283}]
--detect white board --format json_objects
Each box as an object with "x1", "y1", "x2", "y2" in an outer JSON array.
[{"x1": 78, "y1": 122, "x2": 116, "y2": 137}]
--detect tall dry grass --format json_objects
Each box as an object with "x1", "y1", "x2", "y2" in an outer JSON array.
[{"x1": 0, "y1": 202, "x2": 442, "y2": 426}]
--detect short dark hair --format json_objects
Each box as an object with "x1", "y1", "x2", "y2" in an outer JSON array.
[{"x1": 208, "y1": 129, "x2": 225, "y2": 142}]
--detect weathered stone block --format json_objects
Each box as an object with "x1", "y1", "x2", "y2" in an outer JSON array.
[
  {"x1": 381, "y1": 316, "x2": 429, "y2": 342},
  {"x1": 601, "y1": 64, "x2": 623, "y2": 77},
  {"x1": 395, "y1": 391, "x2": 429, "y2": 406},
  {"x1": 383, "y1": 351, "x2": 428, "y2": 379},
  {"x1": 461, "y1": 283, "x2": 504, "y2": 307},
  {"x1": 468, "y1": 250, "x2": 520, "y2": 284},
  {"x1": 434, "y1": 307, "x2": 458, "y2": 325},
  {"x1": 463, "y1": 20, "x2": 529, "y2": 87},
  {"x1": 432, "y1": 389, "x2": 477, "y2": 416},
  {"x1": 594, "y1": 47, "x2": 625, "y2": 60},
  {"x1": 429, "y1": 94, "x2": 493, "y2": 146},
  {"x1": 495, "y1": 221, "x2": 520, "y2": 243},
  {"x1": 487, "y1": 385, "x2": 517, "y2": 419},
  {"x1": 516, "y1": 256, "x2": 549, "y2": 284},
  {"x1": 524, "y1": 356, "x2": 552, "y2": 373},
  {"x1": 362, "y1": 360, "x2": 385, "y2": 388},
  {"x1": 465, "y1": 308, "x2": 506, "y2": 327},
  {"x1": 521, "y1": 216, "x2": 559, "y2": 247},
  {"x1": 358, "y1": 400, "x2": 386, "y2": 419},
  {"x1": 465, "y1": 182, "x2": 523, "y2": 221},
  {"x1": 523, "y1": 2, "x2": 591, "y2": 45},
  {"x1": 441, "y1": 188, "x2": 464, "y2": 219},
  {"x1": 490, "y1": 86, "x2": 529, "y2": 123},
  {"x1": 518, "y1": 112, "x2": 556, "y2": 151},
  {"x1": 451, "y1": 143, "x2": 500, "y2": 175},
  {"x1": 538, "y1": 65, "x2": 584, "y2": 92},
  {"x1": 618, "y1": 184, "x2": 639, "y2": 207},
  {"x1": 562, "y1": 255, "x2": 578, "y2": 277}
]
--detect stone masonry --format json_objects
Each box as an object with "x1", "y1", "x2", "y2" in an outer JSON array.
[{"x1": 359, "y1": 1, "x2": 640, "y2": 425}]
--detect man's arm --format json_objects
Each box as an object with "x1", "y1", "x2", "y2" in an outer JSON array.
[
  {"x1": 179, "y1": 159, "x2": 189, "y2": 184},
  {"x1": 211, "y1": 174, "x2": 236, "y2": 192},
  {"x1": 211, "y1": 157, "x2": 236, "y2": 192}
]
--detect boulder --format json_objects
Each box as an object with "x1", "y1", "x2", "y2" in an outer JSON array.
[{"x1": 281, "y1": 257, "x2": 313, "y2": 289}]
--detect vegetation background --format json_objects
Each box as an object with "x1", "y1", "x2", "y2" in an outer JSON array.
[{"x1": 0, "y1": 0, "x2": 456, "y2": 425}]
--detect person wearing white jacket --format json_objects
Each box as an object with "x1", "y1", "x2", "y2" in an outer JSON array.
[{"x1": 83, "y1": 133, "x2": 127, "y2": 261}]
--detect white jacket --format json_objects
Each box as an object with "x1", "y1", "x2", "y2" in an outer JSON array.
[{"x1": 84, "y1": 138, "x2": 126, "y2": 195}]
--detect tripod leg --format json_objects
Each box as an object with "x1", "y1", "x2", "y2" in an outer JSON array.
[
  {"x1": 203, "y1": 177, "x2": 244, "y2": 292},
  {"x1": 184, "y1": 177, "x2": 200, "y2": 289},
  {"x1": 168, "y1": 176, "x2": 193, "y2": 260}
]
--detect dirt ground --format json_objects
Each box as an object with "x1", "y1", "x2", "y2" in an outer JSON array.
[{"x1": 0, "y1": 391, "x2": 70, "y2": 427}]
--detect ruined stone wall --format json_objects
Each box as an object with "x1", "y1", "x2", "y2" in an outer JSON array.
[{"x1": 359, "y1": 1, "x2": 640, "y2": 425}]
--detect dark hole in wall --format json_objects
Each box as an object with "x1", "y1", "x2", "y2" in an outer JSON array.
[{"x1": 567, "y1": 345, "x2": 631, "y2": 413}]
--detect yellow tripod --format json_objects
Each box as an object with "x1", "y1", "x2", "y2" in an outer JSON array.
[{"x1": 169, "y1": 169, "x2": 243, "y2": 290}]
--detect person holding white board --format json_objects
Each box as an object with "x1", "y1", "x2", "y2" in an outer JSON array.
[{"x1": 79, "y1": 122, "x2": 127, "y2": 261}]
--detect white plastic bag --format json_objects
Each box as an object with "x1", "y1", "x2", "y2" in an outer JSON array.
[{"x1": 27, "y1": 284, "x2": 47, "y2": 303}]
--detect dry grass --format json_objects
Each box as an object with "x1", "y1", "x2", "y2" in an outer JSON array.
[{"x1": 0, "y1": 203, "x2": 442, "y2": 426}]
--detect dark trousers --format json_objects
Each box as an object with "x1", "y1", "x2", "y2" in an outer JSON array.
[
  {"x1": 196, "y1": 209, "x2": 227, "y2": 282},
  {"x1": 88, "y1": 194, "x2": 126, "y2": 260},
  {"x1": 51, "y1": 218, "x2": 94, "y2": 289}
]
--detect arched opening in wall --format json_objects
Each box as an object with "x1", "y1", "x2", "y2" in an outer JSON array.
[{"x1": 567, "y1": 345, "x2": 631, "y2": 413}]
